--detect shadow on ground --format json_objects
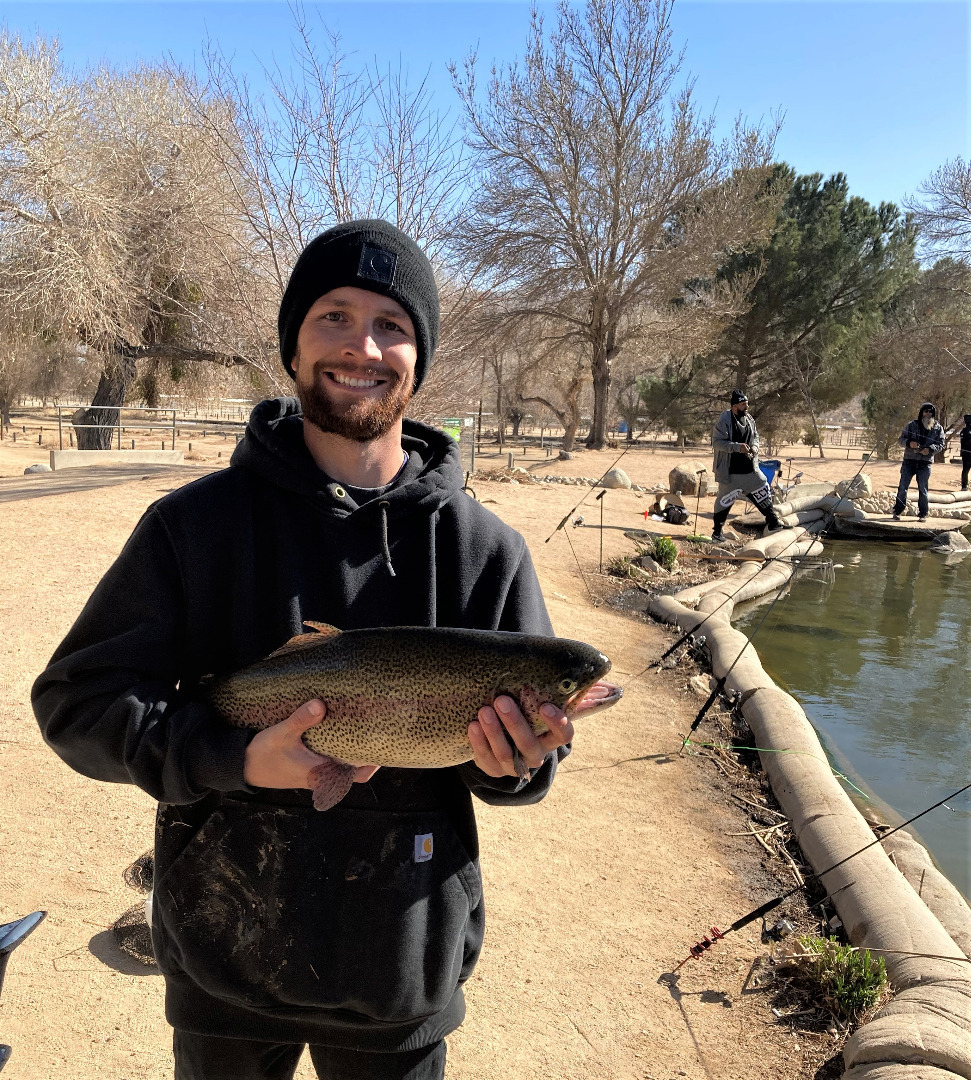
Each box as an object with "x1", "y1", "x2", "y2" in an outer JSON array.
[{"x1": 88, "y1": 928, "x2": 159, "y2": 977}]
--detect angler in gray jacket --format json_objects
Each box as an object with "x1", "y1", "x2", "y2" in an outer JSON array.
[
  {"x1": 710, "y1": 389, "x2": 783, "y2": 542},
  {"x1": 892, "y1": 401, "x2": 945, "y2": 521}
]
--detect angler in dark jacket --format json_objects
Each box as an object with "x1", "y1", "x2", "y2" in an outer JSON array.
[
  {"x1": 893, "y1": 402, "x2": 946, "y2": 521},
  {"x1": 958, "y1": 413, "x2": 971, "y2": 490},
  {"x1": 709, "y1": 389, "x2": 784, "y2": 542},
  {"x1": 32, "y1": 222, "x2": 579, "y2": 1080}
]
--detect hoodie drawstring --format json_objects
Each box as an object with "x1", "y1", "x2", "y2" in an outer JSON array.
[{"x1": 378, "y1": 501, "x2": 396, "y2": 578}]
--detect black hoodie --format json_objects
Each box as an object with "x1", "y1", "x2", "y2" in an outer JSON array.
[
  {"x1": 32, "y1": 398, "x2": 563, "y2": 1050},
  {"x1": 961, "y1": 415, "x2": 971, "y2": 455}
]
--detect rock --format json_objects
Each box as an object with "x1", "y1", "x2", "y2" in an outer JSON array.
[
  {"x1": 689, "y1": 674, "x2": 712, "y2": 697},
  {"x1": 668, "y1": 461, "x2": 709, "y2": 496},
  {"x1": 836, "y1": 473, "x2": 873, "y2": 500},
  {"x1": 558, "y1": 450, "x2": 573, "y2": 461},
  {"x1": 24, "y1": 463, "x2": 52, "y2": 474},
  {"x1": 930, "y1": 531, "x2": 971, "y2": 552},
  {"x1": 637, "y1": 555, "x2": 665, "y2": 574},
  {"x1": 600, "y1": 467, "x2": 632, "y2": 490}
]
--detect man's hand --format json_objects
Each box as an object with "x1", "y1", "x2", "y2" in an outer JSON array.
[
  {"x1": 909, "y1": 440, "x2": 920, "y2": 449},
  {"x1": 243, "y1": 699, "x2": 379, "y2": 790},
  {"x1": 738, "y1": 443, "x2": 750, "y2": 454},
  {"x1": 921, "y1": 448, "x2": 931, "y2": 455},
  {"x1": 469, "y1": 696, "x2": 573, "y2": 778}
]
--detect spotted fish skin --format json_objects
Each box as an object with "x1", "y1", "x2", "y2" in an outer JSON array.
[{"x1": 204, "y1": 624, "x2": 613, "y2": 768}]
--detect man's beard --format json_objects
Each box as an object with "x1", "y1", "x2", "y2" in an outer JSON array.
[{"x1": 296, "y1": 356, "x2": 413, "y2": 442}]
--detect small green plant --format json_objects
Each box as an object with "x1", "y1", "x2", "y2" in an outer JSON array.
[
  {"x1": 649, "y1": 535, "x2": 678, "y2": 570},
  {"x1": 789, "y1": 935, "x2": 888, "y2": 1023},
  {"x1": 605, "y1": 553, "x2": 635, "y2": 578}
]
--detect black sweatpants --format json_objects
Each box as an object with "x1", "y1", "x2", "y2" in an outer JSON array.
[{"x1": 173, "y1": 1031, "x2": 447, "y2": 1080}]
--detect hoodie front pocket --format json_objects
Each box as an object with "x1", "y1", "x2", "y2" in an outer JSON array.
[{"x1": 154, "y1": 801, "x2": 483, "y2": 1023}]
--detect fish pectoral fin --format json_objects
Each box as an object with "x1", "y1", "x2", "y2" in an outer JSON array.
[
  {"x1": 266, "y1": 622, "x2": 343, "y2": 659},
  {"x1": 307, "y1": 758, "x2": 357, "y2": 812}
]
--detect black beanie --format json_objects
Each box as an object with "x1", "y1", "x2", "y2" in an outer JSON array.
[
  {"x1": 278, "y1": 220, "x2": 440, "y2": 391},
  {"x1": 730, "y1": 389, "x2": 748, "y2": 405}
]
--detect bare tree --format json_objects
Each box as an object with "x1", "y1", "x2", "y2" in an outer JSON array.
[
  {"x1": 907, "y1": 158, "x2": 971, "y2": 264},
  {"x1": 451, "y1": 0, "x2": 777, "y2": 449},
  {"x1": 0, "y1": 32, "x2": 260, "y2": 446},
  {"x1": 184, "y1": 12, "x2": 475, "y2": 409},
  {"x1": 863, "y1": 259, "x2": 971, "y2": 454}
]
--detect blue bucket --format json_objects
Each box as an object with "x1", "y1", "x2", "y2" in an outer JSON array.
[{"x1": 759, "y1": 459, "x2": 782, "y2": 485}]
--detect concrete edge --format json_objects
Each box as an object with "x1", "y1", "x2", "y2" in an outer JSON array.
[{"x1": 647, "y1": 511, "x2": 971, "y2": 1080}]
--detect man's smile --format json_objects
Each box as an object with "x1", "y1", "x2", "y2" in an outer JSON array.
[{"x1": 327, "y1": 371, "x2": 384, "y2": 389}]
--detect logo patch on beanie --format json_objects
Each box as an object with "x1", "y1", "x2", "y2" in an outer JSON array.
[{"x1": 357, "y1": 244, "x2": 397, "y2": 286}]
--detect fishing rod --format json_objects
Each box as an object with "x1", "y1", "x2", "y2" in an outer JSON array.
[
  {"x1": 546, "y1": 440, "x2": 647, "y2": 543},
  {"x1": 544, "y1": 386, "x2": 705, "y2": 544},
  {"x1": 669, "y1": 782, "x2": 971, "y2": 974}
]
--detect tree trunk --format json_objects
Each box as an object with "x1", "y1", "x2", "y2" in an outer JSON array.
[
  {"x1": 562, "y1": 419, "x2": 577, "y2": 452},
  {"x1": 803, "y1": 387, "x2": 826, "y2": 460},
  {"x1": 73, "y1": 352, "x2": 138, "y2": 450},
  {"x1": 0, "y1": 391, "x2": 10, "y2": 436},
  {"x1": 585, "y1": 340, "x2": 611, "y2": 450}
]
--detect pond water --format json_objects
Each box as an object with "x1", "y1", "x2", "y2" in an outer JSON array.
[{"x1": 733, "y1": 540, "x2": 971, "y2": 901}]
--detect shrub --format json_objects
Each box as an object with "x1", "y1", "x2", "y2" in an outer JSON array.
[
  {"x1": 649, "y1": 535, "x2": 678, "y2": 570},
  {"x1": 788, "y1": 936, "x2": 888, "y2": 1023}
]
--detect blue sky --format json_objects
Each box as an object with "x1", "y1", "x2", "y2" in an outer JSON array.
[{"x1": 1, "y1": 1, "x2": 967, "y2": 211}]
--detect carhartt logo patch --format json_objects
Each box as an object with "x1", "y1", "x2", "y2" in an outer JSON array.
[
  {"x1": 414, "y1": 833, "x2": 433, "y2": 863},
  {"x1": 357, "y1": 244, "x2": 397, "y2": 286}
]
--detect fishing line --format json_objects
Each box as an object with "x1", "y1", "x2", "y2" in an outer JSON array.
[
  {"x1": 943, "y1": 346, "x2": 971, "y2": 380},
  {"x1": 683, "y1": 739, "x2": 871, "y2": 799},
  {"x1": 670, "y1": 782, "x2": 971, "y2": 972},
  {"x1": 562, "y1": 521, "x2": 596, "y2": 603}
]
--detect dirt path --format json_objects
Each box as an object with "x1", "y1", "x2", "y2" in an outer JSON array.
[{"x1": 0, "y1": 443, "x2": 863, "y2": 1080}]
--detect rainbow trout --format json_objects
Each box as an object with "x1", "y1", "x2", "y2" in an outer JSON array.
[{"x1": 205, "y1": 622, "x2": 621, "y2": 810}]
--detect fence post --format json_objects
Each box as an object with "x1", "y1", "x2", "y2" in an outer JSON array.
[{"x1": 57, "y1": 408, "x2": 63, "y2": 450}]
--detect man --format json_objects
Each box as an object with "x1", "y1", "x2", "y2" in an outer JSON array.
[
  {"x1": 893, "y1": 402, "x2": 945, "y2": 521},
  {"x1": 958, "y1": 413, "x2": 971, "y2": 491},
  {"x1": 33, "y1": 221, "x2": 581, "y2": 1080},
  {"x1": 710, "y1": 389, "x2": 784, "y2": 543}
]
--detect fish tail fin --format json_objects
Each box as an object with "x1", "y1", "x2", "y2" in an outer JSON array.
[{"x1": 308, "y1": 758, "x2": 357, "y2": 811}]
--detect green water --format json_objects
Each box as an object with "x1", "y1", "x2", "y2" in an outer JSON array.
[{"x1": 733, "y1": 541, "x2": 971, "y2": 900}]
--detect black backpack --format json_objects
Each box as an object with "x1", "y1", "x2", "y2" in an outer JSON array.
[{"x1": 664, "y1": 504, "x2": 690, "y2": 525}]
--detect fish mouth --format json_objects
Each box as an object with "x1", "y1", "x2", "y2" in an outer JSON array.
[{"x1": 567, "y1": 679, "x2": 623, "y2": 716}]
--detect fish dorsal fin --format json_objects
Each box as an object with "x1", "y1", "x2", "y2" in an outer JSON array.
[{"x1": 266, "y1": 622, "x2": 342, "y2": 659}]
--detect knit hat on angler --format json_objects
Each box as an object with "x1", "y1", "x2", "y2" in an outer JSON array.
[
  {"x1": 730, "y1": 389, "x2": 748, "y2": 405},
  {"x1": 919, "y1": 401, "x2": 937, "y2": 418},
  {"x1": 278, "y1": 220, "x2": 440, "y2": 391}
]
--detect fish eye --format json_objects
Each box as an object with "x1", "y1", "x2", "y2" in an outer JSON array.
[{"x1": 559, "y1": 678, "x2": 578, "y2": 694}]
